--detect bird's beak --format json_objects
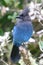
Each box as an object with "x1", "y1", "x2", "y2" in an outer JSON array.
[{"x1": 16, "y1": 16, "x2": 20, "y2": 18}]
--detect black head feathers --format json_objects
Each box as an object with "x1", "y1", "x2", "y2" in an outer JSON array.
[{"x1": 16, "y1": 7, "x2": 30, "y2": 18}]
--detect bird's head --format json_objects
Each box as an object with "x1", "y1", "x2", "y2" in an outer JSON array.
[{"x1": 16, "y1": 7, "x2": 30, "y2": 19}]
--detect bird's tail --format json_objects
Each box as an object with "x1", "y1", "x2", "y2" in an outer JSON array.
[{"x1": 10, "y1": 45, "x2": 20, "y2": 63}]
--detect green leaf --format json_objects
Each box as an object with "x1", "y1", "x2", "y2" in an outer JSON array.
[
  {"x1": 4, "y1": 0, "x2": 12, "y2": 6},
  {"x1": 39, "y1": 41, "x2": 43, "y2": 49},
  {"x1": 13, "y1": 12, "x2": 18, "y2": 19},
  {"x1": 0, "y1": 29, "x2": 4, "y2": 35},
  {"x1": 4, "y1": 0, "x2": 11, "y2": 4},
  {"x1": 8, "y1": 15, "x2": 13, "y2": 19},
  {"x1": 15, "y1": 2, "x2": 20, "y2": 7}
]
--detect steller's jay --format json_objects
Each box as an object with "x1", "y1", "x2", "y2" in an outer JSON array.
[{"x1": 11, "y1": 7, "x2": 33, "y2": 63}]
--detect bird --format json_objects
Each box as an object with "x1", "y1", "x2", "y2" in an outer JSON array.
[{"x1": 10, "y1": 7, "x2": 33, "y2": 63}]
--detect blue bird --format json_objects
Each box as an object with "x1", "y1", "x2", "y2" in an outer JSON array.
[{"x1": 11, "y1": 7, "x2": 33, "y2": 63}]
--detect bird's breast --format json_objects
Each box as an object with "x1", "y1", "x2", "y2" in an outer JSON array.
[{"x1": 13, "y1": 21, "x2": 33, "y2": 44}]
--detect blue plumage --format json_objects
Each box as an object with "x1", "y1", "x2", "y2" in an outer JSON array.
[
  {"x1": 13, "y1": 21, "x2": 33, "y2": 46},
  {"x1": 11, "y1": 8, "x2": 33, "y2": 63}
]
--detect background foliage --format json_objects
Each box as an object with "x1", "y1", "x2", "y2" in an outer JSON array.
[{"x1": 0, "y1": 0, "x2": 43, "y2": 65}]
